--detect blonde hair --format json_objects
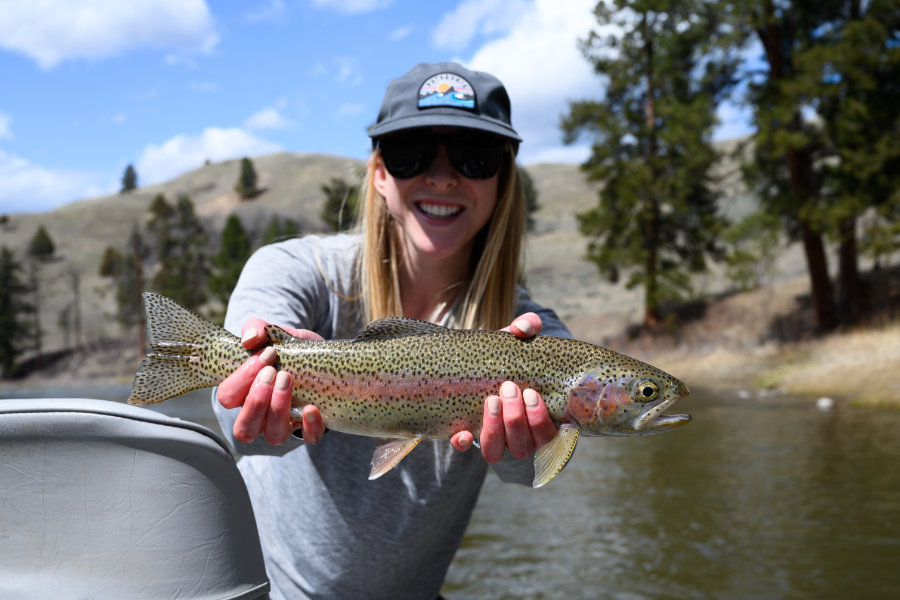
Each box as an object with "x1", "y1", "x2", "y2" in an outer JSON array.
[{"x1": 355, "y1": 142, "x2": 524, "y2": 331}]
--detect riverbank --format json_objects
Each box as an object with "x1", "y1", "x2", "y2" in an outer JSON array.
[{"x1": 4, "y1": 307, "x2": 898, "y2": 409}]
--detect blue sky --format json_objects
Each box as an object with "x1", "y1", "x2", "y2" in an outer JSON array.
[{"x1": 0, "y1": 0, "x2": 752, "y2": 214}]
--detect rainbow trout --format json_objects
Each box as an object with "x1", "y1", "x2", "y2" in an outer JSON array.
[{"x1": 129, "y1": 293, "x2": 691, "y2": 487}]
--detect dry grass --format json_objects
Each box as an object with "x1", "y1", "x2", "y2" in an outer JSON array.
[{"x1": 652, "y1": 322, "x2": 900, "y2": 407}]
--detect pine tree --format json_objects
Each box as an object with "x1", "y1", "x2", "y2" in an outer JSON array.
[
  {"x1": 151, "y1": 195, "x2": 208, "y2": 310},
  {"x1": 260, "y1": 216, "x2": 301, "y2": 246},
  {"x1": 121, "y1": 164, "x2": 138, "y2": 193},
  {"x1": 321, "y1": 177, "x2": 359, "y2": 231},
  {"x1": 788, "y1": 0, "x2": 900, "y2": 320},
  {"x1": 0, "y1": 247, "x2": 33, "y2": 377},
  {"x1": 562, "y1": 0, "x2": 739, "y2": 327},
  {"x1": 208, "y1": 213, "x2": 251, "y2": 310},
  {"x1": 235, "y1": 157, "x2": 260, "y2": 199},
  {"x1": 735, "y1": 0, "x2": 847, "y2": 330},
  {"x1": 28, "y1": 225, "x2": 55, "y2": 259}
]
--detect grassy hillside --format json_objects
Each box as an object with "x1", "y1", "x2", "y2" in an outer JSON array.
[{"x1": 2, "y1": 143, "x2": 898, "y2": 405}]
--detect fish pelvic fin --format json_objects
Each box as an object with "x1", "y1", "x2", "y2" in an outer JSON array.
[
  {"x1": 369, "y1": 437, "x2": 422, "y2": 480},
  {"x1": 128, "y1": 293, "x2": 239, "y2": 405},
  {"x1": 532, "y1": 423, "x2": 579, "y2": 488}
]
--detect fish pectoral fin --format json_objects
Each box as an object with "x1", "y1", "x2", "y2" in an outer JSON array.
[
  {"x1": 532, "y1": 423, "x2": 579, "y2": 488},
  {"x1": 369, "y1": 437, "x2": 422, "y2": 480}
]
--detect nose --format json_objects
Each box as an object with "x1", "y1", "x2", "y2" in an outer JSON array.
[{"x1": 424, "y1": 144, "x2": 458, "y2": 189}]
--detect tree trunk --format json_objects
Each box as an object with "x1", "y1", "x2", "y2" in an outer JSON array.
[
  {"x1": 837, "y1": 216, "x2": 864, "y2": 322},
  {"x1": 131, "y1": 225, "x2": 146, "y2": 358},
  {"x1": 757, "y1": 2, "x2": 837, "y2": 331},
  {"x1": 642, "y1": 12, "x2": 660, "y2": 329}
]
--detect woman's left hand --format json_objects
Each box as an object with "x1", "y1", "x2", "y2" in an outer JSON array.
[{"x1": 449, "y1": 313, "x2": 559, "y2": 461}]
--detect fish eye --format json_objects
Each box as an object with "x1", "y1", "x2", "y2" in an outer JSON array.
[{"x1": 637, "y1": 380, "x2": 659, "y2": 402}]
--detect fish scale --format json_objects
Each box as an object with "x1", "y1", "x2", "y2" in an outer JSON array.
[{"x1": 129, "y1": 292, "x2": 691, "y2": 487}]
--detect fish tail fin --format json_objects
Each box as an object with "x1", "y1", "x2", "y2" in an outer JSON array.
[{"x1": 128, "y1": 293, "x2": 239, "y2": 405}]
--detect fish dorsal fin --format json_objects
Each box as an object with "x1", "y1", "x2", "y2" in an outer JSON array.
[
  {"x1": 355, "y1": 318, "x2": 447, "y2": 342},
  {"x1": 532, "y1": 423, "x2": 580, "y2": 488},
  {"x1": 264, "y1": 324, "x2": 304, "y2": 345},
  {"x1": 369, "y1": 437, "x2": 422, "y2": 480}
]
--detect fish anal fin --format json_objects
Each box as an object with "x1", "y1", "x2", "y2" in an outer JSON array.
[
  {"x1": 369, "y1": 437, "x2": 422, "y2": 480},
  {"x1": 532, "y1": 423, "x2": 579, "y2": 488},
  {"x1": 355, "y1": 318, "x2": 447, "y2": 342}
]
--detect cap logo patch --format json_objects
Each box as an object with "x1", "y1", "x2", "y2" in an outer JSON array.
[{"x1": 418, "y1": 73, "x2": 475, "y2": 110}]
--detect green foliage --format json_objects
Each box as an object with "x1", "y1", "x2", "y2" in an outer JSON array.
[
  {"x1": 150, "y1": 195, "x2": 208, "y2": 310},
  {"x1": 99, "y1": 226, "x2": 145, "y2": 329},
  {"x1": 208, "y1": 213, "x2": 252, "y2": 310},
  {"x1": 321, "y1": 177, "x2": 359, "y2": 231},
  {"x1": 98, "y1": 246, "x2": 123, "y2": 277},
  {"x1": 0, "y1": 247, "x2": 33, "y2": 376},
  {"x1": 28, "y1": 225, "x2": 55, "y2": 260},
  {"x1": 121, "y1": 164, "x2": 138, "y2": 193},
  {"x1": 723, "y1": 211, "x2": 781, "y2": 291},
  {"x1": 235, "y1": 157, "x2": 260, "y2": 199},
  {"x1": 260, "y1": 216, "x2": 301, "y2": 246},
  {"x1": 860, "y1": 198, "x2": 900, "y2": 269},
  {"x1": 563, "y1": 0, "x2": 737, "y2": 326},
  {"x1": 736, "y1": 0, "x2": 900, "y2": 327}
]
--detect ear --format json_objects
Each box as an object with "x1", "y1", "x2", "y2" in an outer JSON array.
[{"x1": 372, "y1": 154, "x2": 389, "y2": 196}]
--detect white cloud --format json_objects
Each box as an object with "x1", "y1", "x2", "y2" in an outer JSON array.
[
  {"x1": 136, "y1": 127, "x2": 281, "y2": 185},
  {"x1": 0, "y1": 150, "x2": 107, "y2": 213},
  {"x1": 432, "y1": 0, "x2": 530, "y2": 51},
  {"x1": 0, "y1": 0, "x2": 219, "y2": 69},
  {"x1": 0, "y1": 112, "x2": 12, "y2": 140},
  {"x1": 462, "y1": 0, "x2": 606, "y2": 165},
  {"x1": 308, "y1": 0, "x2": 393, "y2": 15},
  {"x1": 244, "y1": 107, "x2": 293, "y2": 130}
]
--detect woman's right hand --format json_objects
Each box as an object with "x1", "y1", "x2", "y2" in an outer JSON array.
[{"x1": 216, "y1": 317, "x2": 326, "y2": 446}]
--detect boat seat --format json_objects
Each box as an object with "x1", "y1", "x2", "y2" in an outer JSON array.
[{"x1": 0, "y1": 398, "x2": 269, "y2": 600}]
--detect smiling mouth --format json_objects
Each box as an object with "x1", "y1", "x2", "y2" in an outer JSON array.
[{"x1": 417, "y1": 202, "x2": 463, "y2": 219}]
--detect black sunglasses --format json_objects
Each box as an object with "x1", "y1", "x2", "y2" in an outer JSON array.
[{"x1": 377, "y1": 132, "x2": 507, "y2": 180}]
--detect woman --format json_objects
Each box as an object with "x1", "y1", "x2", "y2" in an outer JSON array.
[{"x1": 213, "y1": 62, "x2": 571, "y2": 600}]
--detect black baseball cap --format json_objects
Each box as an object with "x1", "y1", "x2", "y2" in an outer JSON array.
[{"x1": 368, "y1": 62, "x2": 521, "y2": 147}]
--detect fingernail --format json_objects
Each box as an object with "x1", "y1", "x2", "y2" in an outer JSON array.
[
  {"x1": 523, "y1": 388, "x2": 539, "y2": 408},
  {"x1": 275, "y1": 371, "x2": 291, "y2": 391},
  {"x1": 259, "y1": 366, "x2": 275, "y2": 385},
  {"x1": 241, "y1": 327, "x2": 258, "y2": 345},
  {"x1": 458, "y1": 436, "x2": 471, "y2": 449},
  {"x1": 500, "y1": 381, "x2": 518, "y2": 399},
  {"x1": 487, "y1": 396, "x2": 501, "y2": 416},
  {"x1": 514, "y1": 318, "x2": 533, "y2": 336},
  {"x1": 260, "y1": 346, "x2": 277, "y2": 364},
  {"x1": 305, "y1": 408, "x2": 317, "y2": 424}
]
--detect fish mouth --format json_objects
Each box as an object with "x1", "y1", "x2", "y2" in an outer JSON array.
[{"x1": 633, "y1": 387, "x2": 691, "y2": 434}]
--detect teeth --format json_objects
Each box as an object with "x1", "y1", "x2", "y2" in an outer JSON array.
[{"x1": 418, "y1": 202, "x2": 462, "y2": 218}]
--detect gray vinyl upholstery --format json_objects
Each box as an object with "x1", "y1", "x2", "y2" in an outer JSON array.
[{"x1": 0, "y1": 398, "x2": 269, "y2": 600}]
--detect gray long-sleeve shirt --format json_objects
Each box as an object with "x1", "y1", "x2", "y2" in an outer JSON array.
[{"x1": 212, "y1": 233, "x2": 570, "y2": 600}]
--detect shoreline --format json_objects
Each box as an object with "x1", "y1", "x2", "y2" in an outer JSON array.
[{"x1": 4, "y1": 320, "x2": 898, "y2": 409}]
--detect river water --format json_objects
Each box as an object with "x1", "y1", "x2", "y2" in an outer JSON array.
[{"x1": 2, "y1": 386, "x2": 898, "y2": 599}]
